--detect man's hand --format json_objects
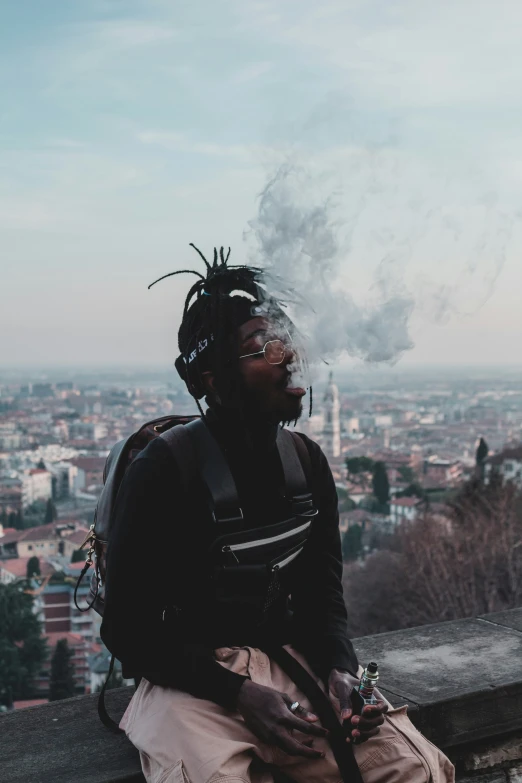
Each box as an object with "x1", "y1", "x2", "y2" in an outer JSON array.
[
  {"x1": 328, "y1": 668, "x2": 388, "y2": 744},
  {"x1": 236, "y1": 679, "x2": 328, "y2": 759}
]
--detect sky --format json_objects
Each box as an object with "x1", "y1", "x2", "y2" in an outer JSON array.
[{"x1": 1, "y1": 0, "x2": 521, "y2": 368}]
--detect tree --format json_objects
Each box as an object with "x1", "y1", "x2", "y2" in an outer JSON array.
[
  {"x1": 0, "y1": 583, "x2": 47, "y2": 708},
  {"x1": 9, "y1": 510, "x2": 23, "y2": 530},
  {"x1": 71, "y1": 549, "x2": 86, "y2": 563},
  {"x1": 94, "y1": 668, "x2": 123, "y2": 693},
  {"x1": 26, "y1": 556, "x2": 41, "y2": 579},
  {"x1": 397, "y1": 482, "x2": 426, "y2": 500},
  {"x1": 342, "y1": 524, "x2": 363, "y2": 562},
  {"x1": 49, "y1": 639, "x2": 76, "y2": 701},
  {"x1": 343, "y1": 479, "x2": 522, "y2": 638},
  {"x1": 372, "y1": 461, "x2": 390, "y2": 505},
  {"x1": 346, "y1": 457, "x2": 374, "y2": 495},
  {"x1": 36, "y1": 459, "x2": 46, "y2": 470},
  {"x1": 476, "y1": 437, "x2": 489, "y2": 466},
  {"x1": 398, "y1": 465, "x2": 415, "y2": 484},
  {"x1": 346, "y1": 456, "x2": 375, "y2": 478},
  {"x1": 44, "y1": 498, "x2": 58, "y2": 526}
]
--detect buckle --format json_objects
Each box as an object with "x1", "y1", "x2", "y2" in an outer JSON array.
[{"x1": 212, "y1": 507, "x2": 244, "y2": 525}]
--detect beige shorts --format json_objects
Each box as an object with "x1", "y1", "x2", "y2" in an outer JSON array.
[{"x1": 121, "y1": 645, "x2": 454, "y2": 783}]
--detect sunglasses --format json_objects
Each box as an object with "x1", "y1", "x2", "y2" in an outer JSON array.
[{"x1": 238, "y1": 339, "x2": 288, "y2": 365}]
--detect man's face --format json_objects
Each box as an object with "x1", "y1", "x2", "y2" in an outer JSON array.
[{"x1": 235, "y1": 316, "x2": 306, "y2": 423}]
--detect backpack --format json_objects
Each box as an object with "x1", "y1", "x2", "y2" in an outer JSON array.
[{"x1": 74, "y1": 414, "x2": 312, "y2": 731}]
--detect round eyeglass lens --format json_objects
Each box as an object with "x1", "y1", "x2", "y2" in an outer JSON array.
[{"x1": 264, "y1": 340, "x2": 286, "y2": 364}]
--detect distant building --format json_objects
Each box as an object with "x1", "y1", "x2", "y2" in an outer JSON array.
[
  {"x1": 32, "y1": 383, "x2": 55, "y2": 399},
  {"x1": 0, "y1": 520, "x2": 88, "y2": 560},
  {"x1": 41, "y1": 577, "x2": 97, "y2": 644},
  {"x1": 484, "y1": 445, "x2": 522, "y2": 488},
  {"x1": 69, "y1": 421, "x2": 108, "y2": 442},
  {"x1": 423, "y1": 457, "x2": 462, "y2": 487},
  {"x1": 389, "y1": 497, "x2": 422, "y2": 526},
  {"x1": 0, "y1": 482, "x2": 23, "y2": 515},
  {"x1": 49, "y1": 462, "x2": 78, "y2": 499},
  {"x1": 71, "y1": 457, "x2": 107, "y2": 493},
  {"x1": 22, "y1": 469, "x2": 52, "y2": 508},
  {"x1": 89, "y1": 645, "x2": 134, "y2": 694},
  {"x1": 323, "y1": 372, "x2": 341, "y2": 459}
]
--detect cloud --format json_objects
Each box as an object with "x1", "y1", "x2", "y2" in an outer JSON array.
[
  {"x1": 232, "y1": 60, "x2": 273, "y2": 84},
  {"x1": 96, "y1": 20, "x2": 177, "y2": 48},
  {"x1": 136, "y1": 131, "x2": 261, "y2": 162}
]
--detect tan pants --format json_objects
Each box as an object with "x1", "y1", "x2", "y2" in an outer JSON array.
[{"x1": 121, "y1": 646, "x2": 455, "y2": 783}]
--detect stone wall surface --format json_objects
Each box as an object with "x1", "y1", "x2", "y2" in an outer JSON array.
[{"x1": 1, "y1": 608, "x2": 522, "y2": 783}]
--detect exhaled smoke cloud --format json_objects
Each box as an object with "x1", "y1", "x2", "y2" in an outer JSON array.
[{"x1": 246, "y1": 162, "x2": 415, "y2": 367}]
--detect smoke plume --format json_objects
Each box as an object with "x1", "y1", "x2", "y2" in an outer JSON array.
[{"x1": 246, "y1": 162, "x2": 415, "y2": 369}]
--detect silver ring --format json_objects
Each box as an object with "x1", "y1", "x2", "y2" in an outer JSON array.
[{"x1": 289, "y1": 701, "x2": 300, "y2": 713}]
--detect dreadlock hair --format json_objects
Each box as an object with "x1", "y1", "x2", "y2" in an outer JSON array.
[{"x1": 149, "y1": 244, "x2": 313, "y2": 420}]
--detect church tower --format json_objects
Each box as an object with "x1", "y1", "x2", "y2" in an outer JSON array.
[{"x1": 323, "y1": 371, "x2": 341, "y2": 458}]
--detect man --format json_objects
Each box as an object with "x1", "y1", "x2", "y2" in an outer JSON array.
[{"x1": 101, "y1": 247, "x2": 454, "y2": 783}]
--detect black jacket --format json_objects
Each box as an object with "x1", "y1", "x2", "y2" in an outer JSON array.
[{"x1": 101, "y1": 408, "x2": 358, "y2": 710}]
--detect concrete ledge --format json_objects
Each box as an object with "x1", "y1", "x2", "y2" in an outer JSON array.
[
  {"x1": 2, "y1": 608, "x2": 522, "y2": 783},
  {"x1": 353, "y1": 608, "x2": 522, "y2": 749},
  {"x1": 0, "y1": 687, "x2": 142, "y2": 783}
]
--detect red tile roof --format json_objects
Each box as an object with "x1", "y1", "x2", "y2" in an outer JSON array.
[
  {"x1": 391, "y1": 497, "x2": 420, "y2": 507},
  {"x1": 13, "y1": 699, "x2": 49, "y2": 710},
  {"x1": 0, "y1": 558, "x2": 55, "y2": 578},
  {"x1": 486, "y1": 446, "x2": 522, "y2": 465},
  {"x1": 44, "y1": 631, "x2": 85, "y2": 647},
  {"x1": 71, "y1": 457, "x2": 107, "y2": 472},
  {"x1": 62, "y1": 527, "x2": 90, "y2": 546}
]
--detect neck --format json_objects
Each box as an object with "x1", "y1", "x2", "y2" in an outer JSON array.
[{"x1": 205, "y1": 401, "x2": 279, "y2": 451}]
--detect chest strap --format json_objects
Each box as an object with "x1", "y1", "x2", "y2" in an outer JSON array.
[{"x1": 162, "y1": 419, "x2": 312, "y2": 523}]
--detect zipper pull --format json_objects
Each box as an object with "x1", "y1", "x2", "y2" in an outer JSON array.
[{"x1": 222, "y1": 545, "x2": 239, "y2": 565}]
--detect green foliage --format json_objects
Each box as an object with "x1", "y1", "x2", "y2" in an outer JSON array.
[
  {"x1": 397, "y1": 483, "x2": 426, "y2": 500},
  {"x1": 26, "y1": 556, "x2": 41, "y2": 579},
  {"x1": 49, "y1": 571, "x2": 66, "y2": 584},
  {"x1": 71, "y1": 549, "x2": 87, "y2": 563},
  {"x1": 476, "y1": 437, "x2": 489, "y2": 466},
  {"x1": 0, "y1": 583, "x2": 47, "y2": 708},
  {"x1": 9, "y1": 511, "x2": 23, "y2": 530},
  {"x1": 346, "y1": 456, "x2": 375, "y2": 476},
  {"x1": 49, "y1": 639, "x2": 76, "y2": 702},
  {"x1": 372, "y1": 461, "x2": 390, "y2": 505},
  {"x1": 22, "y1": 500, "x2": 47, "y2": 529},
  {"x1": 93, "y1": 669, "x2": 124, "y2": 693},
  {"x1": 342, "y1": 524, "x2": 363, "y2": 562},
  {"x1": 398, "y1": 465, "x2": 415, "y2": 484}
]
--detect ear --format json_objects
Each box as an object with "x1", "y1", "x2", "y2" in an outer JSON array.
[{"x1": 201, "y1": 371, "x2": 218, "y2": 398}]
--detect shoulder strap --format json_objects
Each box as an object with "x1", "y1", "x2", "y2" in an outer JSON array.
[
  {"x1": 162, "y1": 419, "x2": 243, "y2": 524},
  {"x1": 184, "y1": 419, "x2": 243, "y2": 524},
  {"x1": 276, "y1": 429, "x2": 313, "y2": 514},
  {"x1": 160, "y1": 422, "x2": 198, "y2": 490},
  {"x1": 289, "y1": 431, "x2": 313, "y2": 486}
]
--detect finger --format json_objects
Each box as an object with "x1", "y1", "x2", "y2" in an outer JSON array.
[
  {"x1": 275, "y1": 732, "x2": 325, "y2": 759},
  {"x1": 352, "y1": 726, "x2": 381, "y2": 743},
  {"x1": 293, "y1": 704, "x2": 321, "y2": 723},
  {"x1": 352, "y1": 714, "x2": 385, "y2": 730},
  {"x1": 334, "y1": 682, "x2": 353, "y2": 721},
  {"x1": 282, "y1": 715, "x2": 329, "y2": 737},
  {"x1": 362, "y1": 701, "x2": 388, "y2": 716}
]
